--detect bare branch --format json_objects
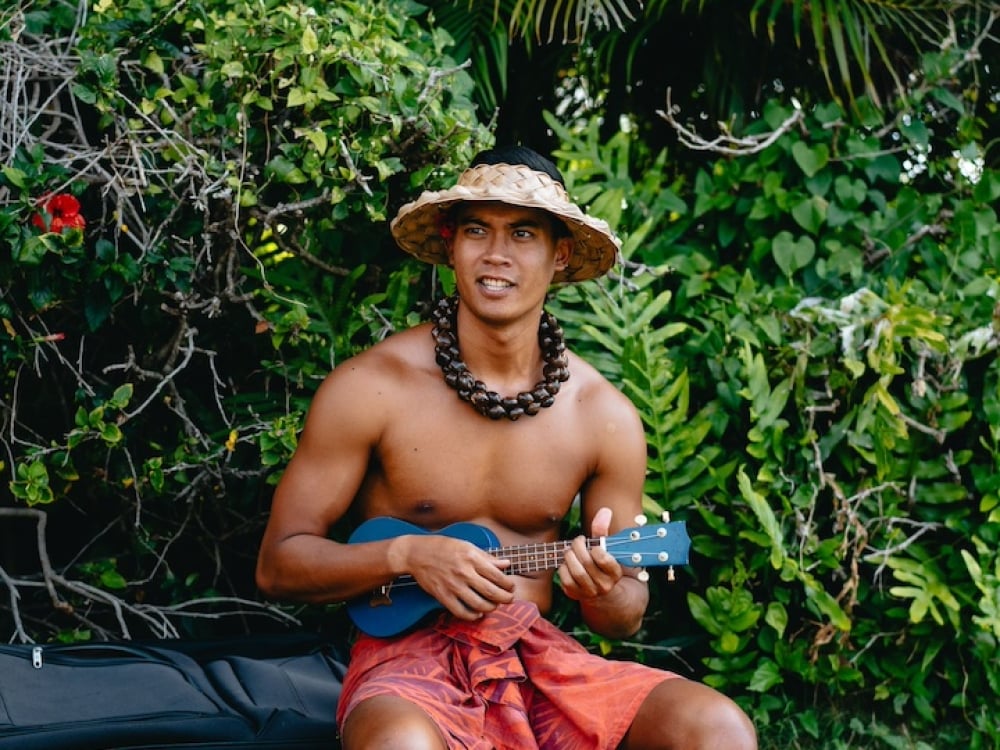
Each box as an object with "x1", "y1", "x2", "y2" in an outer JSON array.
[
  {"x1": 120, "y1": 325, "x2": 198, "y2": 421},
  {"x1": 0, "y1": 506, "x2": 300, "y2": 643},
  {"x1": 657, "y1": 88, "x2": 804, "y2": 156}
]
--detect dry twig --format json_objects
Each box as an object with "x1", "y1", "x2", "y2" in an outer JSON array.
[{"x1": 0, "y1": 507, "x2": 299, "y2": 643}]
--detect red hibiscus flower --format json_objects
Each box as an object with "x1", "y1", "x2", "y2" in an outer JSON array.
[
  {"x1": 436, "y1": 212, "x2": 455, "y2": 241},
  {"x1": 31, "y1": 194, "x2": 86, "y2": 233}
]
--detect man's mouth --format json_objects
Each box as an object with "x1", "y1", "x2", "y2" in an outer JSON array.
[{"x1": 480, "y1": 277, "x2": 513, "y2": 291}]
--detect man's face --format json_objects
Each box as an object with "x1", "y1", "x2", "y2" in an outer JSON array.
[{"x1": 446, "y1": 201, "x2": 571, "y2": 314}]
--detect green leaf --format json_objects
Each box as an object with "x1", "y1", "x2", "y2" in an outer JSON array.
[
  {"x1": 84, "y1": 294, "x2": 111, "y2": 330},
  {"x1": 972, "y1": 170, "x2": 1000, "y2": 203},
  {"x1": 71, "y1": 83, "x2": 97, "y2": 104},
  {"x1": 791, "y1": 141, "x2": 829, "y2": 177},
  {"x1": 738, "y1": 468, "x2": 784, "y2": 570},
  {"x1": 687, "y1": 591, "x2": 723, "y2": 636},
  {"x1": 791, "y1": 195, "x2": 827, "y2": 234},
  {"x1": 719, "y1": 630, "x2": 741, "y2": 653},
  {"x1": 109, "y1": 384, "x2": 134, "y2": 409},
  {"x1": 765, "y1": 601, "x2": 788, "y2": 638},
  {"x1": 930, "y1": 86, "x2": 966, "y2": 114},
  {"x1": 804, "y1": 583, "x2": 851, "y2": 631},
  {"x1": 266, "y1": 156, "x2": 308, "y2": 184},
  {"x1": 143, "y1": 50, "x2": 165, "y2": 75},
  {"x1": 748, "y1": 659, "x2": 783, "y2": 692},
  {"x1": 2, "y1": 166, "x2": 27, "y2": 188},
  {"x1": 100, "y1": 569, "x2": 128, "y2": 590},
  {"x1": 299, "y1": 128, "x2": 328, "y2": 155},
  {"x1": 220, "y1": 61, "x2": 244, "y2": 78},
  {"x1": 287, "y1": 87, "x2": 310, "y2": 108},
  {"x1": 772, "y1": 231, "x2": 815, "y2": 277},
  {"x1": 864, "y1": 154, "x2": 901, "y2": 184},
  {"x1": 301, "y1": 24, "x2": 319, "y2": 55},
  {"x1": 13, "y1": 235, "x2": 55, "y2": 265},
  {"x1": 100, "y1": 422, "x2": 123, "y2": 445},
  {"x1": 834, "y1": 175, "x2": 867, "y2": 209}
]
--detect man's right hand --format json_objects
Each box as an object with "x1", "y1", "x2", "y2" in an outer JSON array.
[{"x1": 391, "y1": 533, "x2": 515, "y2": 620}]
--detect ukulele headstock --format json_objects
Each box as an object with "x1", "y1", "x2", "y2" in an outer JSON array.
[{"x1": 605, "y1": 513, "x2": 690, "y2": 580}]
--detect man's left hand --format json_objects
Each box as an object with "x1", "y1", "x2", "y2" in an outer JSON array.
[{"x1": 558, "y1": 506, "x2": 624, "y2": 602}]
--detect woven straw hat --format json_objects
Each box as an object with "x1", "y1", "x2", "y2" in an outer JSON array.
[{"x1": 390, "y1": 162, "x2": 621, "y2": 282}]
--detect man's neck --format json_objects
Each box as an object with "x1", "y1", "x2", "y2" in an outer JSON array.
[{"x1": 454, "y1": 302, "x2": 546, "y2": 396}]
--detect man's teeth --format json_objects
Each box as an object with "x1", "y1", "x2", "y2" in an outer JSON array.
[{"x1": 482, "y1": 279, "x2": 512, "y2": 290}]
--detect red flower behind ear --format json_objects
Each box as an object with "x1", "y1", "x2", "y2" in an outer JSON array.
[
  {"x1": 436, "y1": 212, "x2": 454, "y2": 241},
  {"x1": 31, "y1": 193, "x2": 85, "y2": 233}
]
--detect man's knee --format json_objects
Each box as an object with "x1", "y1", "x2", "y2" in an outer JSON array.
[
  {"x1": 627, "y1": 678, "x2": 758, "y2": 750},
  {"x1": 341, "y1": 695, "x2": 448, "y2": 750},
  {"x1": 697, "y1": 693, "x2": 757, "y2": 749}
]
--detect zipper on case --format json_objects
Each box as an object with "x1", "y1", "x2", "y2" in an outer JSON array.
[{"x1": 32, "y1": 645, "x2": 43, "y2": 668}]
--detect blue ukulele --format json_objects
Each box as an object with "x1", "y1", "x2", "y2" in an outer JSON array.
[{"x1": 346, "y1": 515, "x2": 690, "y2": 637}]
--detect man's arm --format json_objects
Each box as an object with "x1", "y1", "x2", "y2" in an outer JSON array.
[
  {"x1": 255, "y1": 343, "x2": 515, "y2": 618},
  {"x1": 255, "y1": 357, "x2": 402, "y2": 603},
  {"x1": 558, "y1": 382, "x2": 650, "y2": 638}
]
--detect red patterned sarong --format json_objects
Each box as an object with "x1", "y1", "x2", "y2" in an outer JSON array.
[{"x1": 337, "y1": 600, "x2": 678, "y2": 749}]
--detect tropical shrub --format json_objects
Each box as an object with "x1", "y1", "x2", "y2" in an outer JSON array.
[
  {"x1": 2, "y1": 1, "x2": 998, "y2": 747},
  {"x1": 0, "y1": 0, "x2": 488, "y2": 641},
  {"x1": 543, "y1": 46, "x2": 999, "y2": 745}
]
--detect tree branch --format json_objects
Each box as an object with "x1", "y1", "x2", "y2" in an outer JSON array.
[{"x1": 657, "y1": 87, "x2": 804, "y2": 156}]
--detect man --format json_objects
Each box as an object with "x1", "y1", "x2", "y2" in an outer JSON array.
[{"x1": 256, "y1": 145, "x2": 757, "y2": 749}]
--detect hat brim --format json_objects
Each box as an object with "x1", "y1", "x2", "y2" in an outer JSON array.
[{"x1": 390, "y1": 163, "x2": 621, "y2": 283}]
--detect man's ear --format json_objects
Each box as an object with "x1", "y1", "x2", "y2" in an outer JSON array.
[{"x1": 554, "y1": 237, "x2": 573, "y2": 272}]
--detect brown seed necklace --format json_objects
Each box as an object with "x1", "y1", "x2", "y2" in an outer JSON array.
[{"x1": 430, "y1": 294, "x2": 570, "y2": 421}]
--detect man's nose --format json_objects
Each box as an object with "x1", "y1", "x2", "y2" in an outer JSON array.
[{"x1": 482, "y1": 236, "x2": 513, "y2": 263}]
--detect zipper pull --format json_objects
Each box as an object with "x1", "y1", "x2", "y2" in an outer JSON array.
[{"x1": 32, "y1": 646, "x2": 43, "y2": 669}]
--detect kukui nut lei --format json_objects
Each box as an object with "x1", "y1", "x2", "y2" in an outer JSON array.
[{"x1": 431, "y1": 294, "x2": 570, "y2": 421}]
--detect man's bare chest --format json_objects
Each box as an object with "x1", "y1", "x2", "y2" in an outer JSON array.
[{"x1": 360, "y1": 408, "x2": 591, "y2": 536}]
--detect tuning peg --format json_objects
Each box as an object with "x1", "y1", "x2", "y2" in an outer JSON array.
[
  {"x1": 661, "y1": 511, "x2": 671, "y2": 523},
  {"x1": 667, "y1": 566, "x2": 676, "y2": 582},
  {"x1": 637, "y1": 568, "x2": 650, "y2": 583},
  {"x1": 634, "y1": 514, "x2": 647, "y2": 526}
]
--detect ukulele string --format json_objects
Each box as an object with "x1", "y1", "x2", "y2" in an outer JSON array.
[{"x1": 373, "y1": 532, "x2": 659, "y2": 589}]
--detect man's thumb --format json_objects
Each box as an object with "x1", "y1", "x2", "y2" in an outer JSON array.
[{"x1": 591, "y1": 507, "x2": 613, "y2": 537}]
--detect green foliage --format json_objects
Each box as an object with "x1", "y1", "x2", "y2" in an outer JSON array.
[
  {"x1": 2, "y1": 0, "x2": 998, "y2": 746},
  {"x1": 748, "y1": 0, "x2": 957, "y2": 111},
  {"x1": 757, "y1": 706, "x2": 972, "y2": 750},
  {"x1": 1, "y1": 0, "x2": 488, "y2": 638},
  {"x1": 539, "y1": 38, "x2": 999, "y2": 741}
]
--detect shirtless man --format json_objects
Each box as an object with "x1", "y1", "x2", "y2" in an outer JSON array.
[{"x1": 256, "y1": 145, "x2": 757, "y2": 749}]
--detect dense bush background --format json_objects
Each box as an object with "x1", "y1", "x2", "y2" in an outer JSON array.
[{"x1": 2, "y1": 0, "x2": 998, "y2": 746}]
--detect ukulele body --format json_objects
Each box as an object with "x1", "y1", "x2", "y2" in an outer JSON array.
[{"x1": 346, "y1": 517, "x2": 501, "y2": 638}]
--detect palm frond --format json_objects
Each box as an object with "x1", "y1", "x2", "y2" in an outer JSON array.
[
  {"x1": 427, "y1": 1, "x2": 515, "y2": 115},
  {"x1": 505, "y1": 0, "x2": 642, "y2": 43},
  {"x1": 752, "y1": 0, "x2": 967, "y2": 110}
]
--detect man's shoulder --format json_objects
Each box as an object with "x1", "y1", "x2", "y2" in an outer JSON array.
[
  {"x1": 564, "y1": 350, "x2": 644, "y2": 433},
  {"x1": 567, "y1": 351, "x2": 634, "y2": 403},
  {"x1": 309, "y1": 324, "x2": 434, "y2": 419},
  {"x1": 336, "y1": 324, "x2": 433, "y2": 377}
]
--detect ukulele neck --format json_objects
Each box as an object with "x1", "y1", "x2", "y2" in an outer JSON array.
[{"x1": 490, "y1": 538, "x2": 602, "y2": 576}]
